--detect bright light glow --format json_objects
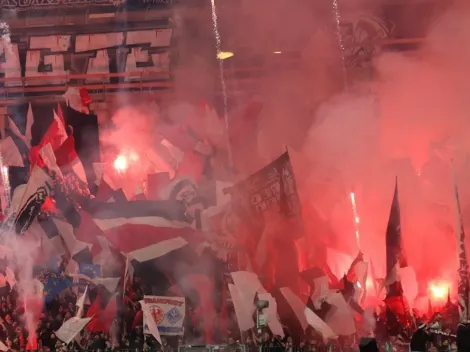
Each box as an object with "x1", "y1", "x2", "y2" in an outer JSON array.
[
  {"x1": 273, "y1": 51, "x2": 282, "y2": 54},
  {"x1": 217, "y1": 51, "x2": 234, "y2": 60},
  {"x1": 114, "y1": 155, "x2": 129, "y2": 173},
  {"x1": 429, "y1": 281, "x2": 450, "y2": 300},
  {"x1": 113, "y1": 150, "x2": 140, "y2": 174},
  {"x1": 349, "y1": 192, "x2": 361, "y2": 250}
]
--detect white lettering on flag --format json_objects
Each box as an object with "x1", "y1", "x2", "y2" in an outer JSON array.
[{"x1": 142, "y1": 296, "x2": 185, "y2": 336}]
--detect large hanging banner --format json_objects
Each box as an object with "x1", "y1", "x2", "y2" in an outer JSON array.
[
  {"x1": 0, "y1": 29, "x2": 172, "y2": 87},
  {"x1": 142, "y1": 296, "x2": 185, "y2": 336},
  {"x1": 0, "y1": 0, "x2": 122, "y2": 10},
  {"x1": 0, "y1": 0, "x2": 174, "y2": 10}
]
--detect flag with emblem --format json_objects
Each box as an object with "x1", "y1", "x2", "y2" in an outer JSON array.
[
  {"x1": 141, "y1": 295, "x2": 185, "y2": 336},
  {"x1": 231, "y1": 152, "x2": 303, "y2": 288},
  {"x1": 35, "y1": 268, "x2": 72, "y2": 303},
  {"x1": 79, "y1": 264, "x2": 101, "y2": 293},
  {"x1": 452, "y1": 173, "x2": 470, "y2": 321},
  {"x1": 15, "y1": 166, "x2": 53, "y2": 234}
]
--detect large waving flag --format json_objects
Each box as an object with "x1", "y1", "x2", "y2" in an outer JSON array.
[
  {"x1": 231, "y1": 152, "x2": 303, "y2": 288},
  {"x1": 453, "y1": 174, "x2": 469, "y2": 321},
  {"x1": 384, "y1": 179, "x2": 411, "y2": 333},
  {"x1": 14, "y1": 166, "x2": 53, "y2": 234},
  {"x1": 0, "y1": 136, "x2": 24, "y2": 167},
  {"x1": 54, "y1": 135, "x2": 87, "y2": 184},
  {"x1": 385, "y1": 179, "x2": 407, "y2": 297},
  {"x1": 35, "y1": 269, "x2": 72, "y2": 303},
  {"x1": 78, "y1": 200, "x2": 204, "y2": 264},
  {"x1": 92, "y1": 214, "x2": 201, "y2": 263}
]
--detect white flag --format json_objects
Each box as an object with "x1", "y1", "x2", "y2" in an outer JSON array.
[
  {"x1": 39, "y1": 143, "x2": 62, "y2": 177},
  {"x1": 258, "y1": 293, "x2": 284, "y2": 337},
  {"x1": 15, "y1": 166, "x2": 52, "y2": 233},
  {"x1": 325, "y1": 292, "x2": 357, "y2": 336},
  {"x1": 304, "y1": 308, "x2": 337, "y2": 340},
  {"x1": 231, "y1": 271, "x2": 266, "y2": 314},
  {"x1": 53, "y1": 218, "x2": 90, "y2": 258},
  {"x1": 75, "y1": 286, "x2": 88, "y2": 318},
  {"x1": 280, "y1": 287, "x2": 308, "y2": 331},
  {"x1": 55, "y1": 317, "x2": 92, "y2": 345},
  {"x1": 140, "y1": 300, "x2": 162, "y2": 344},
  {"x1": 7, "y1": 117, "x2": 24, "y2": 142},
  {"x1": 25, "y1": 102, "x2": 33, "y2": 146},
  {"x1": 69, "y1": 274, "x2": 120, "y2": 293},
  {"x1": 161, "y1": 139, "x2": 184, "y2": 164},
  {"x1": 0, "y1": 136, "x2": 24, "y2": 167},
  {"x1": 228, "y1": 284, "x2": 255, "y2": 332},
  {"x1": 53, "y1": 110, "x2": 67, "y2": 146}
]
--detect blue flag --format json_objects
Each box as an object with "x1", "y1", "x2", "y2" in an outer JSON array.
[
  {"x1": 36, "y1": 269, "x2": 72, "y2": 303},
  {"x1": 79, "y1": 264, "x2": 101, "y2": 279},
  {"x1": 78, "y1": 264, "x2": 101, "y2": 293}
]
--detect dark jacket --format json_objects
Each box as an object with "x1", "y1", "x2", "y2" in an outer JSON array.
[
  {"x1": 457, "y1": 323, "x2": 470, "y2": 352},
  {"x1": 410, "y1": 328, "x2": 432, "y2": 351}
]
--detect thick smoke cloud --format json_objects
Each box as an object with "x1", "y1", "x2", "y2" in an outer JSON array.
[
  {"x1": 102, "y1": 0, "x2": 470, "y2": 293},
  {"x1": 209, "y1": 0, "x2": 470, "y2": 289}
]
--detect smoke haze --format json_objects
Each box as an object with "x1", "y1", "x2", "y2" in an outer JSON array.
[
  {"x1": 211, "y1": 0, "x2": 470, "y2": 289},
  {"x1": 101, "y1": 0, "x2": 470, "y2": 294}
]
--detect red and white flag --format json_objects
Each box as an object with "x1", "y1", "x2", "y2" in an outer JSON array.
[
  {"x1": 54, "y1": 135, "x2": 87, "y2": 184},
  {"x1": 92, "y1": 216, "x2": 201, "y2": 262}
]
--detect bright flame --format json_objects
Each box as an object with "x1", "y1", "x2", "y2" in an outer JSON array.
[
  {"x1": 217, "y1": 51, "x2": 234, "y2": 60},
  {"x1": 273, "y1": 51, "x2": 282, "y2": 54},
  {"x1": 429, "y1": 281, "x2": 450, "y2": 300},
  {"x1": 113, "y1": 154, "x2": 129, "y2": 173}
]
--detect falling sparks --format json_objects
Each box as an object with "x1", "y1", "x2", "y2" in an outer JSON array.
[
  {"x1": 332, "y1": 0, "x2": 348, "y2": 89},
  {"x1": 210, "y1": 0, "x2": 233, "y2": 168},
  {"x1": 350, "y1": 192, "x2": 361, "y2": 250}
]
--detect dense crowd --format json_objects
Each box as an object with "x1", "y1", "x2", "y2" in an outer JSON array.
[{"x1": 0, "y1": 275, "x2": 464, "y2": 352}]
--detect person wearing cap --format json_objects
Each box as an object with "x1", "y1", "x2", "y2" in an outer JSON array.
[{"x1": 410, "y1": 323, "x2": 432, "y2": 352}]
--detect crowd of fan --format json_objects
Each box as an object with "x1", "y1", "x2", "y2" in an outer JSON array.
[{"x1": 0, "y1": 275, "x2": 463, "y2": 352}]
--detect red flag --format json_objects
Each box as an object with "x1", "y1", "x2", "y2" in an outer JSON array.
[
  {"x1": 54, "y1": 135, "x2": 87, "y2": 184},
  {"x1": 80, "y1": 88, "x2": 92, "y2": 106},
  {"x1": 101, "y1": 294, "x2": 118, "y2": 331},
  {"x1": 57, "y1": 104, "x2": 66, "y2": 127},
  {"x1": 132, "y1": 309, "x2": 143, "y2": 329},
  {"x1": 29, "y1": 113, "x2": 67, "y2": 169},
  {"x1": 74, "y1": 210, "x2": 104, "y2": 257},
  {"x1": 86, "y1": 294, "x2": 105, "y2": 332}
]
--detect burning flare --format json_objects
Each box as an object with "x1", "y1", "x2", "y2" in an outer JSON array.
[
  {"x1": 113, "y1": 151, "x2": 139, "y2": 174},
  {"x1": 429, "y1": 280, "x2": 450, "y2": 301}
]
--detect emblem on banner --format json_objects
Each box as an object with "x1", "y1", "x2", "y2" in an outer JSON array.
[
  {"x1": 150, "y1": 306, "x2": 165, "y2": 325},
  {"x1": 166, "y1": 307, "x2": 182, "y2": 325}
]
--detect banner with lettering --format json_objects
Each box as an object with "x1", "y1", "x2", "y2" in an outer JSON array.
[
  {"x1": 0, "y1": 30, "x2": 172, "y2": 88},
  {"x1": 142, "y1": 296, "x2": 185, "y2": 336}
]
